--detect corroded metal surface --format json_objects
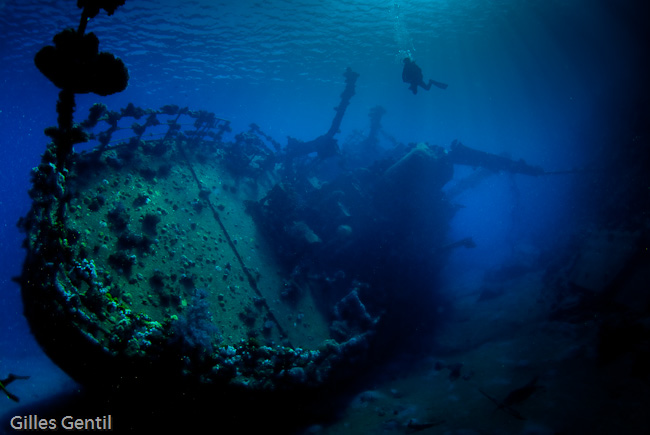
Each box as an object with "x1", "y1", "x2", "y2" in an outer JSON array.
[{"x1": 19, "y1": 106, "x2": 374, "y2": 393}]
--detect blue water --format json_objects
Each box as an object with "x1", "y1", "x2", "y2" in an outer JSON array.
[{"x1": 1, "y1": 0, "x2": 648, "y2": 432}]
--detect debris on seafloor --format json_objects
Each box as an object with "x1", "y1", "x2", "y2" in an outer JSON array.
[
  {"x1": 434, "y1": 361, "x2": 473, "y2": 381},
  {"x1": 405, "y1": 418, "x2": 446, "y2": 433},
  {"x1": 479, "y1": 376, "x2": 545, "y2": 420}
]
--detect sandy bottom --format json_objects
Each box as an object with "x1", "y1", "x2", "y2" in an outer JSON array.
[
  {"x1": 312, "y1": 272, "x2": 650, "y2": 434},
  {"x1": 1, "y1": 270, "x2": 648, "y2": 434}
]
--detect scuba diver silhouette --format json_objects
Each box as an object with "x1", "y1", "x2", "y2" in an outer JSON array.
[
  {"x1": 1, "y1": 373, "x2": 30, "y2": 402},
  {"x1": 402, "y1": 58, "x2": 448, "y2": 95}
]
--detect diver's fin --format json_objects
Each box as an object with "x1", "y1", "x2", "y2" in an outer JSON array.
[
  {"x1": 0, "y1": 383, "x2": 19, "y2": 402},
  {"x1": 430, "y1": 80, "x2": 448, "y2": 90},
  {"x1": 6, "y1": 392, "x2": 20, "y2": 402},
  {"x1": 10, "y1": 374, "x2": 30, "y2": 381},
  {"x1": 1, "y1": 374, "x2": 29, "y2": 402},
  {"x1": 2, "y1": 373, "x2": 29, "y2": 385},
  {"x1": 1, "y1": 374, "x2": 30, "y2": 386}
]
